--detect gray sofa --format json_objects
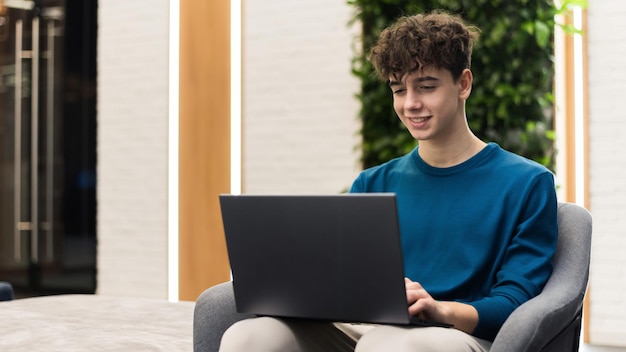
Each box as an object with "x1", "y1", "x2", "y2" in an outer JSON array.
[
  {"x1": 193, "y1": 202, "x2": 592, "y2": 352},
  {"x1": 0, "y1": 294, "x2": 195, "y2": 351}
]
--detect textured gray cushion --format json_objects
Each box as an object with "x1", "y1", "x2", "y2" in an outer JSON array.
[
  {"x1": 193, "y1": 202, "x2": 592, "y2": 352},
  {"x1": 0, "y1": 294, "x2": 195, "y2": 351}
]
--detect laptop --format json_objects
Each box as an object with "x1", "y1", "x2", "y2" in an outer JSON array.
[{"x1": 219, "y1": 193, "x2": 452, "y2": 328}]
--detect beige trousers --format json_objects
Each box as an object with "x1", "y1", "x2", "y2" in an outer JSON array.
[{"x1": 219, "y1": 317, "x2": 492, "y2": 352}]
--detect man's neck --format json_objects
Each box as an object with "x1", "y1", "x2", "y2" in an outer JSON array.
[{"x1": 418, "y1": 133, "x2": 486, "y2": 168}]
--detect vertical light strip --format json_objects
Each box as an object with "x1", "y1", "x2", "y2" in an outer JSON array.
[
  {"x1": 231, "y1": 0, "x2": 242, "y2": 195},
  {"x1": 168, "y1": 0, "x2": 180, "y2": 302},
  {"x1": 553, "y1": 16, "x2": 566, "y2": 201},
  {"x1": 573, "y1": 8, "x2": 586, "y2": 207}
]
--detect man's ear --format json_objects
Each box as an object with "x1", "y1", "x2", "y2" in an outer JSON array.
[{"x1": 458, "y1": 69, "x2": 473, "y2": 99}]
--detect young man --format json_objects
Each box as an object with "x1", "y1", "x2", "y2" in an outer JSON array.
[{"x1": 218, "y1": 11, "x2": 557, "y2": 351}]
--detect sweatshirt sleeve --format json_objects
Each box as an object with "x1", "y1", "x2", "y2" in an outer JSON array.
[
  {"x1": 468, "y1": 172, "x2": 558, "y2": 341},
  {"x1": 349, "y1": 173, "x2": 365, "y2": 193}
]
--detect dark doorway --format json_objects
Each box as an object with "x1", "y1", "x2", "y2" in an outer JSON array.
[{"x1": 0, "y1": 0, "x2": 97, "y2": 296}]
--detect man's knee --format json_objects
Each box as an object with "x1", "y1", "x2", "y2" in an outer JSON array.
[
  {"x1": 219, "y1": 317, "x2": 299, "y2": 352},
  {"x1": 355, "y1": 326, "x2": 414, "y2": 352},
  {"x1": 356, "y1": 326, "x2": 490, "y2": 352}
]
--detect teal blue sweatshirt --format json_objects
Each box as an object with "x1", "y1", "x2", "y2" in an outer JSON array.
[{"x1": 350, "y1": 143, "x2": 558, "y2": 341}]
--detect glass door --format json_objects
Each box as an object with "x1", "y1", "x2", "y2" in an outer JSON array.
[{"x1": 0, "y1": 0, "x2": 96, "y2": 296}]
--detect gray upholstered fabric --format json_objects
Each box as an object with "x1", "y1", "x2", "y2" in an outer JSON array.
[
  {"x1": 491, "y1": 202, "x2": 592, "y2": 352},
  {"x1": 193, "y1": 282, "x2": 254, "y2": 352},
  {"x1": 0, "y1": 294, "x2": 195, "y2": 351},
  {"x1": 193, "y1": 202, "x2": 592, "y2": 352}
]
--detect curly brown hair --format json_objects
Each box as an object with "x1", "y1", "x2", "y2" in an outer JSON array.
[{"x1": 368, "y1": 11, "x2": 480, "y2": 82}]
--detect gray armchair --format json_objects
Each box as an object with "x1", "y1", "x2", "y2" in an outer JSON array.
[{"x1": 193, "y1": 202, "x2": 592, "y2": 352}]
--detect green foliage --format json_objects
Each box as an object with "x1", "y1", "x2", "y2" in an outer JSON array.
[{"x1": 348, "y1": 0, "x2": 584, "y2": 170}]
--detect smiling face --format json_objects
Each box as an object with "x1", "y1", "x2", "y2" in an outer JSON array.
[{"x1": 389, "y1": 67, "x2": 472, "y2": 144}]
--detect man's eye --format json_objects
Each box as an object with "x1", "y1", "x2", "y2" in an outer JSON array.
[
  {"x1": 420, "y1": 86, "x2": 435, "y2": 91},
  {"x1": 393, "y1": 88, "x2": 406, "y2": 95}
]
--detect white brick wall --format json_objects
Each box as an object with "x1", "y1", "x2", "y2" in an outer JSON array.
[
  {"x1": 97, "y1": 0, "x2": 170, "y2": 298},
  {"x1": 243, "y1": 0, "x2": 362, "y2": 194},
  {"x1": 587, "y1": 1, "x2": 626, "y2": 346}
]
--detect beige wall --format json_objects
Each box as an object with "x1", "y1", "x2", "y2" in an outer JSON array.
[
  {"x1": 587, "y1": 1, "x2": 626, "y2": 346},
  {"x1": 243, "y1": 0, "x2": 362, "y2": 194},
  {"x1": 97, "y1": 0, "x2": 170, "y2": 298}
]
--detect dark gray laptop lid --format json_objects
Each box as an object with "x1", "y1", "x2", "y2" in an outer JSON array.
[{"x1": 219, "y1": 193, "x2": 416, "y2": 325}]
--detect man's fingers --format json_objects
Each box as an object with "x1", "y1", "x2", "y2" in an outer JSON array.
[{"x1": 404, "y1": 278, "x2": 423, "y2": 289}]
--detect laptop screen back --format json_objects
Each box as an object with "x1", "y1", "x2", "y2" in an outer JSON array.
[{"x1": 219, "y1": 193, "x2": 416, "y2": 325}]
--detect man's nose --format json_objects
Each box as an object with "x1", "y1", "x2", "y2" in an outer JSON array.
[{"x1": 404, "y1": 90, "x2": 423, "y2": 110}]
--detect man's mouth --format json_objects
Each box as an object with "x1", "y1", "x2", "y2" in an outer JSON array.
[{"x1": 408, "y1": 116, "x2": 430, "y2": 123}]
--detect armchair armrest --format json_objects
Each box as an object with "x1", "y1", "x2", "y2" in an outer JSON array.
[
  {"x1": 193, "y1": 282, "x2": 254, "y2": 352},
  {"x1": 491, "y1": 276, "x2": 585, "y2": 351},
  {"x1": 491, "y1": 203, "x2": 592, "y2": 352}
]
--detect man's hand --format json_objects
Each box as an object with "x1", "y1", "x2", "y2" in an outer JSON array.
[{"x1": 405, "y1": 278, "x2": 479, "y2": 334}]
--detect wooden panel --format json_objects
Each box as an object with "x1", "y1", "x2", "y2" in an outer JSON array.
[{"x1": 178, "y1": 0, "x2": 231, "y2": 301}]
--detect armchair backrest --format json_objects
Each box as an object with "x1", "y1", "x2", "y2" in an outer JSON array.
[{"x1": 491, "y1": 202, "x2": 593, "y2": 352}]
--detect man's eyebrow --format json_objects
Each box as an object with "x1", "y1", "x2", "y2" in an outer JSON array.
[
  {"x1": 413, "y1": 76, "x2": 439, "y2": 83},
  {"x1": 388, "y1": 76, "x2": 439, "y2": 87}
]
